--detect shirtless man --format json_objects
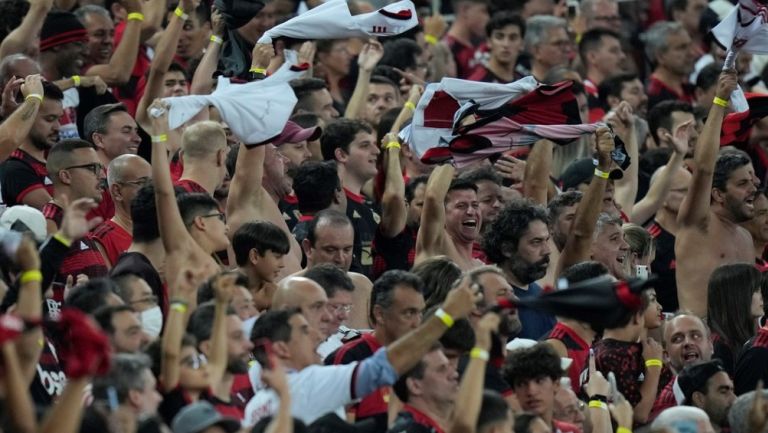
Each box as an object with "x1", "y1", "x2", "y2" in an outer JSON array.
[
  {"x1": 675, "y1": 70, "x2": 757, "y2": 317},
  {"x1": 416, "y1": 165, "x2": 483, "y2": 270}
]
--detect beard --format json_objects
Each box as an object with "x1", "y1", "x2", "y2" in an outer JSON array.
[
  {"x1": 725, "y1": 194, "x2": 753, "y2": 223},
  {"x1": 226, "y1": 357, "x2": 250, "y2": 374},
  {"x1": 508, "y1": 255, "x2": 550, "y2": 285},
  {"x1": 29, "y1": 131, "x2": 54, "y2": 151}
]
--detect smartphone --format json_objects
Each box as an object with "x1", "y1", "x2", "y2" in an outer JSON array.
[
  {"x1": 636, "y1": 265, "x2": 649, "y2": 280},
  {"x1": 253, "y1": 338, "x2": 274, "y2": 370}
]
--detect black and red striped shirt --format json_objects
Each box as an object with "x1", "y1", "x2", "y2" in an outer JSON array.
[
  {"x1": 0, "y1": 149, "x2": 53, "y2": 206},
  {"x1": 42, "y1": 201, "x2": 64, "y2": 229},
  {"x1": 89, "y1": 219, "x2": 132, "y2": 266},
  {"x1": 646, "y1": 74, "x2": 695, "y2": 111},
  {"x1": 547, "y1": 322, "x2": 590, "y2": 394}
]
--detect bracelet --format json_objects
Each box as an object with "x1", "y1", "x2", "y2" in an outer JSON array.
[
  {"x1": 435, "y1": 308, "x2": 454, "y2": 328},
  {"x1": 713, "y1": 96, "x2": 729, "y2": 108},
  {"x1": 645, "y1": 358, "x2": 663, "y2": 368},
  {"x1": 19, "y1": 270, "x2": 43, "y2": 284},
  {"x1": 174, "y1": 7, "x2": 189, "y2": 20},
  {"x1": 588, "y1": 400, "x2": 608, "y2": 410},
  {"x1": 594, "y1": 168, "x2": 610, "y2": 179},
  {"x1": 210, "y1": 35, "x2": 223, "y2": 45},
  {"x1": 52, "y1": 233, "x2": 72, "y2": 248},
  {"x1": 404, "y1": 101, "x2": 416, "y2": 110},
  {"x1": 170, "y1": 302, "x2": 187, "y2": 313},
  {"x1": 151, "y1": 134, "x2": 168, "y2": 143},
  {"x1": 127, "y1": 12, "x2": 144, "y2": 21},
  {"x1": 424, "y1": 34, "x2": 438, "y2": 45},
  {"x1": 249, "y1": 67, "x2": 267, "y2": 74},
  {"x1": 385, "y1": 141, "x2": 401, "y2": 150},
  {"x1": 616, "y1": 427, "x2": 632, "y2": 433},
  {"x1": 24, "y1": 94, "x2": 43, "y2": 103},
  {"x1": 470, "y1": 347, "x2": 489, "y2": 361},
  {"x1": 71, "y1": 75, "x2": 81, "y2": 87}
]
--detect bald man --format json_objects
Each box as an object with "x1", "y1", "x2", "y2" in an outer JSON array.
[
  {"x1": 90, "y1": 154, "x2": 152, "y2": 268},
  {"x1": 174, "y1": 121, "x2": 228, "y2": 195},
  {"x1": 272, "y1": 276, "x2": 333, "y2": 338},
  {"x1": 647, "y1": 166, "x2": 693, "y2": 312}
]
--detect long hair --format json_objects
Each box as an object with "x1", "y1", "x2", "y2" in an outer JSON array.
[{"x1": 707, "y1": 264, "x2": 761, "y2": 353}]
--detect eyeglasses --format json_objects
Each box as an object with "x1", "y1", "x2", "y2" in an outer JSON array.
[
  {"x1": 328, "y1": 304, "x2": 353, "y2": 314},
  {"x1": 181, "y1": 353, "x2": 207, "y2": 370},
  {"x1": 202, "y1": 212, "x2": 226, "y2": 223},
  {"x1": 118, "y1": 177, "x2": 151, "y2": 188},
  {"x1": 64, "y1": 163, "x2": 105, "y2": 176}
]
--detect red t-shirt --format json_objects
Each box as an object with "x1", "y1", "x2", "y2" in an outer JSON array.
[
  {"x1": 112, "y1": 20, "x2": 149, "y2": 116},
  {"x1": 89, "y1": 219, "x2": 132, "y2": 266}
]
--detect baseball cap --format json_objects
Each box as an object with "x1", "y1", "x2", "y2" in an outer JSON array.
[
  {"x1": 171, "y1": 402, "x2": 240, "y2": 433},
  {"x1": 674, "y1": 359, "x2": 726, "y2": 405},
  {"x1": 273, "y1": 121, "x2": 322, "y2": 146},
  {"x1": 560, "y1": 158, "x2": 623, "y2": 191},
  {"x1": 0, "y1": 205, "x2": 47, "y2": 243}
]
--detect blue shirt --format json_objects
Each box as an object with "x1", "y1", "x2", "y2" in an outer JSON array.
[{"x1": 514, "y1": 282, "x2": 556, "y2": 340}]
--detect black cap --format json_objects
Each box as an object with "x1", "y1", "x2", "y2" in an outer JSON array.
[
  {"x1": 677, "y1": 359, "x2": 727, "y2": 404},
  {"x1": 560, "y1": 158, "x2": 623, "y2": 191}
]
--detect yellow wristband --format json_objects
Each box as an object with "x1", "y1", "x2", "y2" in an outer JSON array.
[
  {"x1": 151, "y1": 134, "x2": 168, "y2": 143},
  {"x1": 424, "y1": 34, "x2": 438, "y2": 45},
  {"x1": 594, "y1": 168, "x2": 610, "y2": 179},
  {"x1": 174, "y1": 7, "x2": 189, "y2": 20},
  {"x1": 210, "y1": 35, "x2": 223, "y2": 44},
  {"x1": 19, "y1": 270, "x2": 43, "y2": 284},
  {"x1": 645, "y1": 358, "x2": 663, "y2": 368},
  {"x1": 588, "y1": 400, "x2": 608, "y2": 410},
  {"x1": 127, "y1": 12, "x2": 145, "y2": 21},
  {"x1": 25, "y1": 94, "x2": 43, "y2": 103},
  {"x1": 470, "y1": 347, "x2": 489, "y2": 361},
  {"x1": 385, "y1": 141, "x2": 401, "y2": 150},
  {"x1": 71, "y1": 75, "x2": 81, "y2": 87},
  {"x1": 249, "y1": 67, "x2": 267, "y2": 74},
  {"x1": 617, "y1": 427, "x2": 632, "y2": 433},
  {"x1": 713, "y1": 96, "x2": 729, "y2": 108},
  {"x1": 52, "y1": 233, "x2": 72, "y2": 248},
  {"x1": 170, "y1": 302, "x2": 188, "y2": 313},
  {"x1": 435, "y1": 308, "x2": 454, "y2": 328},
  {"x1": 404, "y1": 101, "x2": 416, "y2": 111}
]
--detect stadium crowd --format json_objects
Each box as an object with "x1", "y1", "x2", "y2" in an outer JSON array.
[{"x1": 1, "y1": 0, "x2": 768, "y2": 433}]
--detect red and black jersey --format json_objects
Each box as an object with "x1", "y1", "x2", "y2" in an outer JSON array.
[
  {"x1": 55, "y1": 237, "x2": 109, "y2": 285},
  {"x1": 31, "y1": 335, "x2": 66, "y2": 407},
  {"x1": 280, "y1": 194, "x2": 301, "y2": 233},
  {"x1": 42, "y1": 201, "x2": 65, "y2": 229},
  {"x1": 391, "y1": 405, "x2": 446, "y2": 433},
  {"x1": 465, "y1": 64, "x2": 523, "y2": 84},
  {"x1": 89, "y1": 220, "x2": 132, "y2": 266},
  {"x1": 345, "y1": 188, "x2": 380, "y2": 279},
  {"x1": 649, "y1": 376, "x2": 677, "y2": 422},
  {"x1": 646, "y1": 74, "x2": 695, "y2": 111},
  {"x1": 88, "y1": 189, "x2": 115, "y2": 221},
  {"x1": 174, "y1": 178, "x2": 209, "y2": 194},
  {"x1": 584, "y1": 79, "x2": 606, "y2": 123},
  {"x1": 0, "y1": 149, "x2": 53, "y2": 206},
  {"x1": 547, "y1": 322, "x2": 590, "y2": 394},
  {"x1": 593, "y1": 338, "x2": 656, "y2": 407},
  {"x1": 371, "y1": 225, "x2": 417, "y2": 280},
  {"x1": 647, "y1": 221, "x2": 678, "y2": 312},
  {"x1": 443, "y1": 35, "x2": 483, "y2": 79},
  {"x1": 231, "y1": 373, "x2": 254, "y2": 412},
  {"x1": 735, "y1": 327, "x2": 768, "y2": 395},
  {"x1": 326, "y1": 332, "x2": 388, "y2": 427},
  {"x1": 111, "y1": 20, "x2": 149, "y2": 116}
]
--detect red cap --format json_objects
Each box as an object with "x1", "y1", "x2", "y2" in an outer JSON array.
[{"x1": 273, "y1": 121, "x2": 322, "y2": 146}]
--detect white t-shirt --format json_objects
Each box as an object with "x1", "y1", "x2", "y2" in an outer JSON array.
[{"x1": 243, "y1": 363, "x2": 357, "y2": 427}]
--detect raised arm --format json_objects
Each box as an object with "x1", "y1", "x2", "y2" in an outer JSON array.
[
  {"x1": 261, "y1": 357, "x2": 293, "y2": 433},
  {"x1": 0, "y1": 75, "x2": 43, "y2": 162},
  {"x1": 344, "y1": 40, "x2": 384, "y2": 120},
  {"x1": 0, "y1": 0, "x2": 52, "y2": 58},
  {"x1": 609, "y1": 103, "x2": 639, "y2": 216},
  {"x1": 379, "y1": 132, "x2": 407, "y2": 237},
  {"x1": 415, "y1": 163, "x2": 454, "y2": 263},
  {"x1": 135, "y1": 0, "x2": 189, "y2": 130},
  {"x1": 522, "y1": 139, "x2": 553, "y2": 205},
  {"x1": 677, "y1": 70, "x2": 738, "y2": 229},
  {"x1": 139, "y1": 0, "x2": 165, "y2": 42},
  {"x1": 2, "y1": 339, "x2": 36, "y2": 433},
  {"x1": 556, "y1": 128, "x2": 614, "y2": 275},
  {"x1": 449, "y1": 313, "x2": 500, "y2": 433},
  {"x1": 630, "y1": 121, "x2": 690, "y2": 224},
  {"x1": 85, "y1": 0, "x2": 142, "y2": 86},
  {"x1": 190, "y1": 8, "x2": 224, "y2": 95},
  {"x1": 207, "y1": 273, "x2": 236, "y2": 391},
  {"x1": 12, "y1": 237, "x2": 43, "y2": 385}
]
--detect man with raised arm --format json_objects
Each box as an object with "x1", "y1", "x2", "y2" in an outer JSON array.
[
  {"x1": 675, "y1": 70, "x2": 757, "y2": 317},
  {"x1": 415, "y1": 165, "x2": 483, "y2": 271}
]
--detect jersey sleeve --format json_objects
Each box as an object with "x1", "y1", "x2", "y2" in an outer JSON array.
[{"x1": 0, "y1": 160, "x2": 44, "y2": 205}]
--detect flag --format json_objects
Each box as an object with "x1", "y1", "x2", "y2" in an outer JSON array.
[
  {"x1": 163, "y1": 54, "x2": 308, "y2": 144},
  {"x1": 409, "y1": 77, "x2": 601, "y2": 167},
  {"x1": 257, "y1": 0, "x2": 418, "y2": 44}
]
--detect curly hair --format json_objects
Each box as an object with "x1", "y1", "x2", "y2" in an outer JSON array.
[
  {"x1": 503, "y1": 343, "x2": 563, "y2": 387},
  {"x1": 482, "y1": 199, "x2": 549, "y2": 264}
]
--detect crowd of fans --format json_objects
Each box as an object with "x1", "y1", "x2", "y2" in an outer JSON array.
[{"x1": 3, "y1": 0, "x2": 768, "y2": 433}]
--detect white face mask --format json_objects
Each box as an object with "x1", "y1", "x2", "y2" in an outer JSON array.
[{"x1": 139, "y1": 306, "x2": 163, "y2": 339}]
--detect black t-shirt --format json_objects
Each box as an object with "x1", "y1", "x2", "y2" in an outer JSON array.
[
  {"x1": 735, "y1": 328, "x2": 768, "y2": 395},
  {"x1": 647, "y1": 221, "x2": 678, "y2": 312},
  {"x1": 371, "y1": 225, "x2": 417, "y2": 280},
  {"x1": 0, "y1": 149, "x2": 53, "y2": 206},
  {"x1": 111, "y1": 252, "x2": 166, "y2": 312},
  {"x1": 31, "y1": 335, "x2": 66, "y2": 408},
  {"x1": 345, "y1": 189, "x2": 380, "y2": 279}
]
